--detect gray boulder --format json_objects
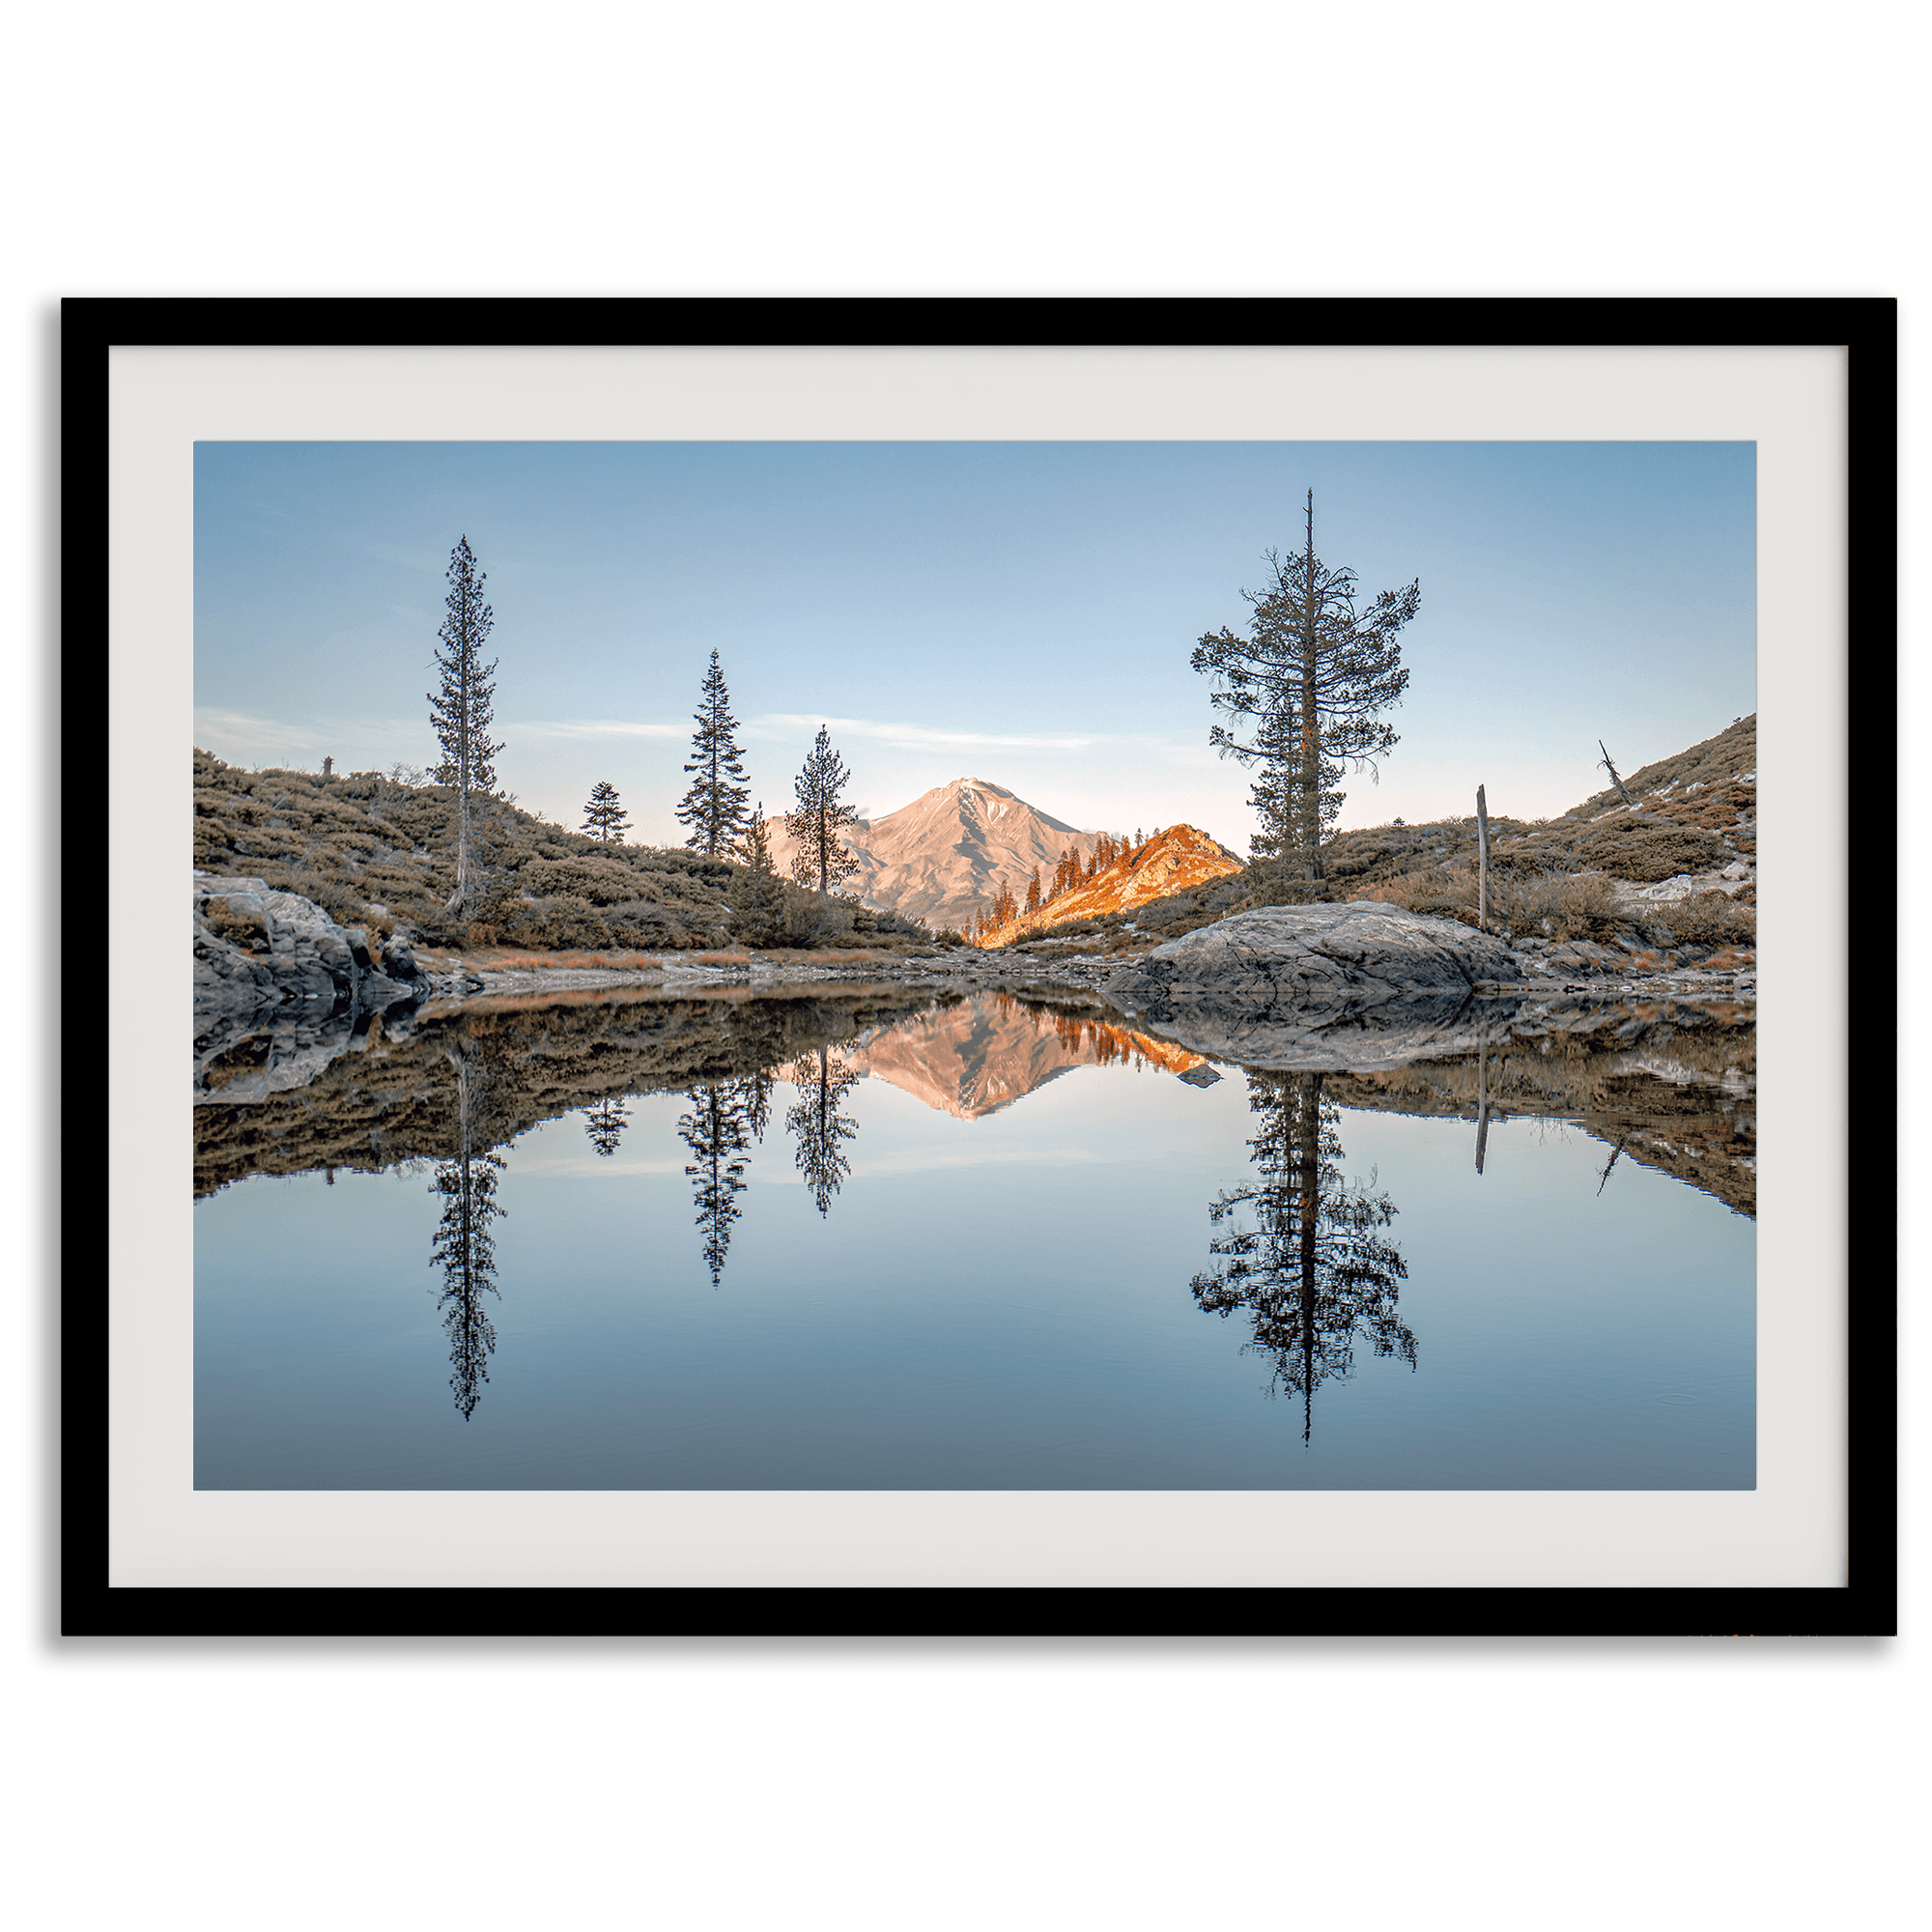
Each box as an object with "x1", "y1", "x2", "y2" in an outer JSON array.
[
  {"x1": 194, "y1": 872, "x2": 430, "y2": 1078},
  {"x1": 1103, "y1": 902, "x2": 1525, "y2": 1072}
]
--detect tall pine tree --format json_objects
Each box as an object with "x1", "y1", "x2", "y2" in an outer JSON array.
[
  {"x1": 785, "y1": 725, "x2": 862, "y2": 900},
  {"x1": 675, "y1": 651, "x2": 752, "y2": 856},
  {"x1": 1193, "y1": 491, "x2": 1416, "y2": 896},
  {"x1": 428, "y1": 536, "x2": 504, "y2": 918}
]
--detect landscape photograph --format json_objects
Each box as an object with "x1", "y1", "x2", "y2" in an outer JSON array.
[{"x1": 191, "y1": 440, "x2": 1757, "y2": 1491}]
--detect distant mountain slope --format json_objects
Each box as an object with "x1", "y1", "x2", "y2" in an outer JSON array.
[
  {"x1": 974, "y1": 824, "x2": 1244, "y2": 948},
  {"x1": 765, "y1": 776, "x2": 1106, "y2": 932}
]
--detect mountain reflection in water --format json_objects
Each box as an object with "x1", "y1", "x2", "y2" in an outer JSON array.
[{"x1": 193, "y1": 986, "x2": 1754, "y2": 1481}]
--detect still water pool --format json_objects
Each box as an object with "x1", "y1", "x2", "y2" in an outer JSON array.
[{"x1": 193, "y1": 992, "x2": 1753, "y2": 1490}]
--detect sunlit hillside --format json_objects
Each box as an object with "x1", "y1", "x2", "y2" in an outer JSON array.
[{"x1": 971, "y1": 824, "x2": 1244, "y2": 948}]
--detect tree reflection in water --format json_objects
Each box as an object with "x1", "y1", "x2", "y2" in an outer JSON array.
[
  {"x1": 785, "y1": 1045, "x2": 861, "y2": 1218},
  {"x1": 678, "y1": 1069, "x2": 773, "y2": 1285},
  {"x1": 429, "y1": 1057, "x2": 505, "y2": 1420},
  {"x1": 1193, "y1": 1071, "x2": 1412, "y2": 1442},
  {"x1": 582, "y1": 1095, "x2": 630, "y2": 1157}
]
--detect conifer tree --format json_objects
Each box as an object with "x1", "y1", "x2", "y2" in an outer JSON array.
[
  {"x1": 428, "y1": 535, "x2": 504, "y2": 917},
  {"x1": 784, "y1": 725, "x2": 862, "y2": 900},
  {"x1": 1193, "y1": 490, "x2": 1417, "y2": 895},
  {"x1": 581, "y1": 780, "x2": 630, "y2": 843},
  {"x1": 675, "y1": 651, "x2": 753, "y2": 856},
  {"x1": 1025, "y1": 867, "x2": 1041, "y2": 914},
  {"x1": 727, "y1": 802, "x2": 787, "y2": 946}
]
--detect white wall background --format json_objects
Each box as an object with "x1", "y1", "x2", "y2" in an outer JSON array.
[{"x1": 6, "y1": 5, "x2": 1919, "y2": 1928}]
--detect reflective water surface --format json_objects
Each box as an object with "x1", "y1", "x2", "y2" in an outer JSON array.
[{"x1": 194, "y1": 988, "x2": 1754, "y2": 1490}]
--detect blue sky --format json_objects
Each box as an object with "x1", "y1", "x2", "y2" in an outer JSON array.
[{"x1": 193, "y1": 440, "x2": 1754, "y2": 844}]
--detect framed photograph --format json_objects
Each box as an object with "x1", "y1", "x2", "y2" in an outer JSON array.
[{"x1": 71, "y1": 297, "x2": 1895, "y2": 1635}]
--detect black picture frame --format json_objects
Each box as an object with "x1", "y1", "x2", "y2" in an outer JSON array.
[{"x1": 68, "y1": 295, "x2": 1897, "y2": 1637}]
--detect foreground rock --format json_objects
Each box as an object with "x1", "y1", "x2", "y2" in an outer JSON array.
[
  {"x1": 1100, "y1": 903, "x2": 1521, "y2": 1070},
  {"x1": 194, "y1": 872, "x2": 435, "y2": 1094}
]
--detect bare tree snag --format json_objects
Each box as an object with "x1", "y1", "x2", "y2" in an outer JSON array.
[{"x1": 1476, "y1": 782, "x2": 1490, "y2": 933}]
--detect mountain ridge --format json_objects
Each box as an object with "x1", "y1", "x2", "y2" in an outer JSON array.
[{"x1": 764, "y1": 775, "x2": 1109, "y2": 933}]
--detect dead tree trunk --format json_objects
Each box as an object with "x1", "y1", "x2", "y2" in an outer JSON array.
[{"x1": 1475, "y1": 783, "x2": 1490, "y2": 933}]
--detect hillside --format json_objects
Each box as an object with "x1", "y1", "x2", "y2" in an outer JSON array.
[
  {"x1": 972, "y1": 715, "x2": 1757, "y2": 956},
  {"x1": 764, "y1": 776, "x2": 1108, "y2": 932},
  {"x1": 971, "y1": 824, "x2": 1244, "y2": 948},
  {"x1": 192, "y1": 752, "x2": 934, "y2": 953}
]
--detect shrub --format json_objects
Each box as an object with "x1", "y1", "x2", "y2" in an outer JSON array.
[
  {"x1": 1651, "y1": 890, "x2": 1755, "y2": 947},
  {"x1": 1577, "y1": 818, "x2": 1730, "y2": 883},
  {"x1": 519, "y1": 854, "x2": 652, "y2": 906}
]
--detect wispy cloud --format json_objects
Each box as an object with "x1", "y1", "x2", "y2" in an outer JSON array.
[
  {"x1": 192, "y1": 709, "x2": 328, "y2": 753},
  {"x1": 512, "y1": 719, "x2": 687, "y2": 740},
  {"x1": 752, "y1": 714, "x2": 1095, "y2": 753},
  {"x1": 189, "y1": 715, "x2": 431, "y2": 757}
]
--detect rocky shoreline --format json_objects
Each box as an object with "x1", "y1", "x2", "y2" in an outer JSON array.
[{"x1": 193, "y1": 873, "x2": 1753, "y2": 1103}]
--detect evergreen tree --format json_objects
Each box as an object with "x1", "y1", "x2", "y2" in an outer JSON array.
[
  {"x1": 1191, "y1": 1071, "x2": 1411, "y2": 1443},
  {"x1": 1025, "y1": 867, "x2": 1041, "y2": 914},
  {"x1": 582, "y1": 780, "x2": 630, "y2": 843},
  {"x1": 428, "y1": 535, "x2": 505, "y2": 917},
  {"x1": 785, "y1": 1045, "x2": 861, "y2": 1216},
  {"x1": 784, "y1": 725, "x2": 862, "y2": 900},
  {"x1": 675, "y1": 651, "x2": 753, "y2": 856},
  {"x1": 1193, "y1": 491, "x2": 1417, "y2": 895},
  {"x1": 727, "y1": 801, "x2": 788, "y2": 946}
]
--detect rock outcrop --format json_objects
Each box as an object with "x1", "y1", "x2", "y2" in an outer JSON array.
[
  {"x1": 193, "y1": 872, "x2": 432, "y2": 1095},
  {"x1": 1102, "y1": 902, "x2": 1523, "y2": 1071}
]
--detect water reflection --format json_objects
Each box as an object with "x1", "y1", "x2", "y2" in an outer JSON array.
[
  {"x1": 195, "y1": 986, "x2": 1752, "y2": 1454},
  {"x1": 582, "y1": 1096, "x2": 630, "y2": 1157},
  {"x1": 428, "y1": 1057, "x2": 505, "y2": 1419},
  {"x1": 1192, "y1": 1071, "x2": 1412, "y2": 1442},
  {"x1": 785, "y1": 1046, "x2": 862, "y2": 1217},
  {"x1": 679, "y1": 1070, "x2": 772, "y2": 1284}
]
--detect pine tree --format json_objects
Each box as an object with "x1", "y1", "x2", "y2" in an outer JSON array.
[
  {"x1": 675, "y1": 651, "x2": 753, "y2": 856},
  {"x1": 727, "y1": 801, "x2": 788, "y2": 946},
  {"x1": 1193, "y1": 491, "x2": 1417, "y2": 895},
  {"x1": 784, "y1": 725, "x2": 862, "y2": 900},
  {"x1": 428, "y1": 536, "x2": 505, "y2": 917},
  {"x1": 581, "y1": 780, "x2": 630, "y2": 843},
  {"x1": 1025, "y1": 867, "x2": 1041, "y2": 914}
]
